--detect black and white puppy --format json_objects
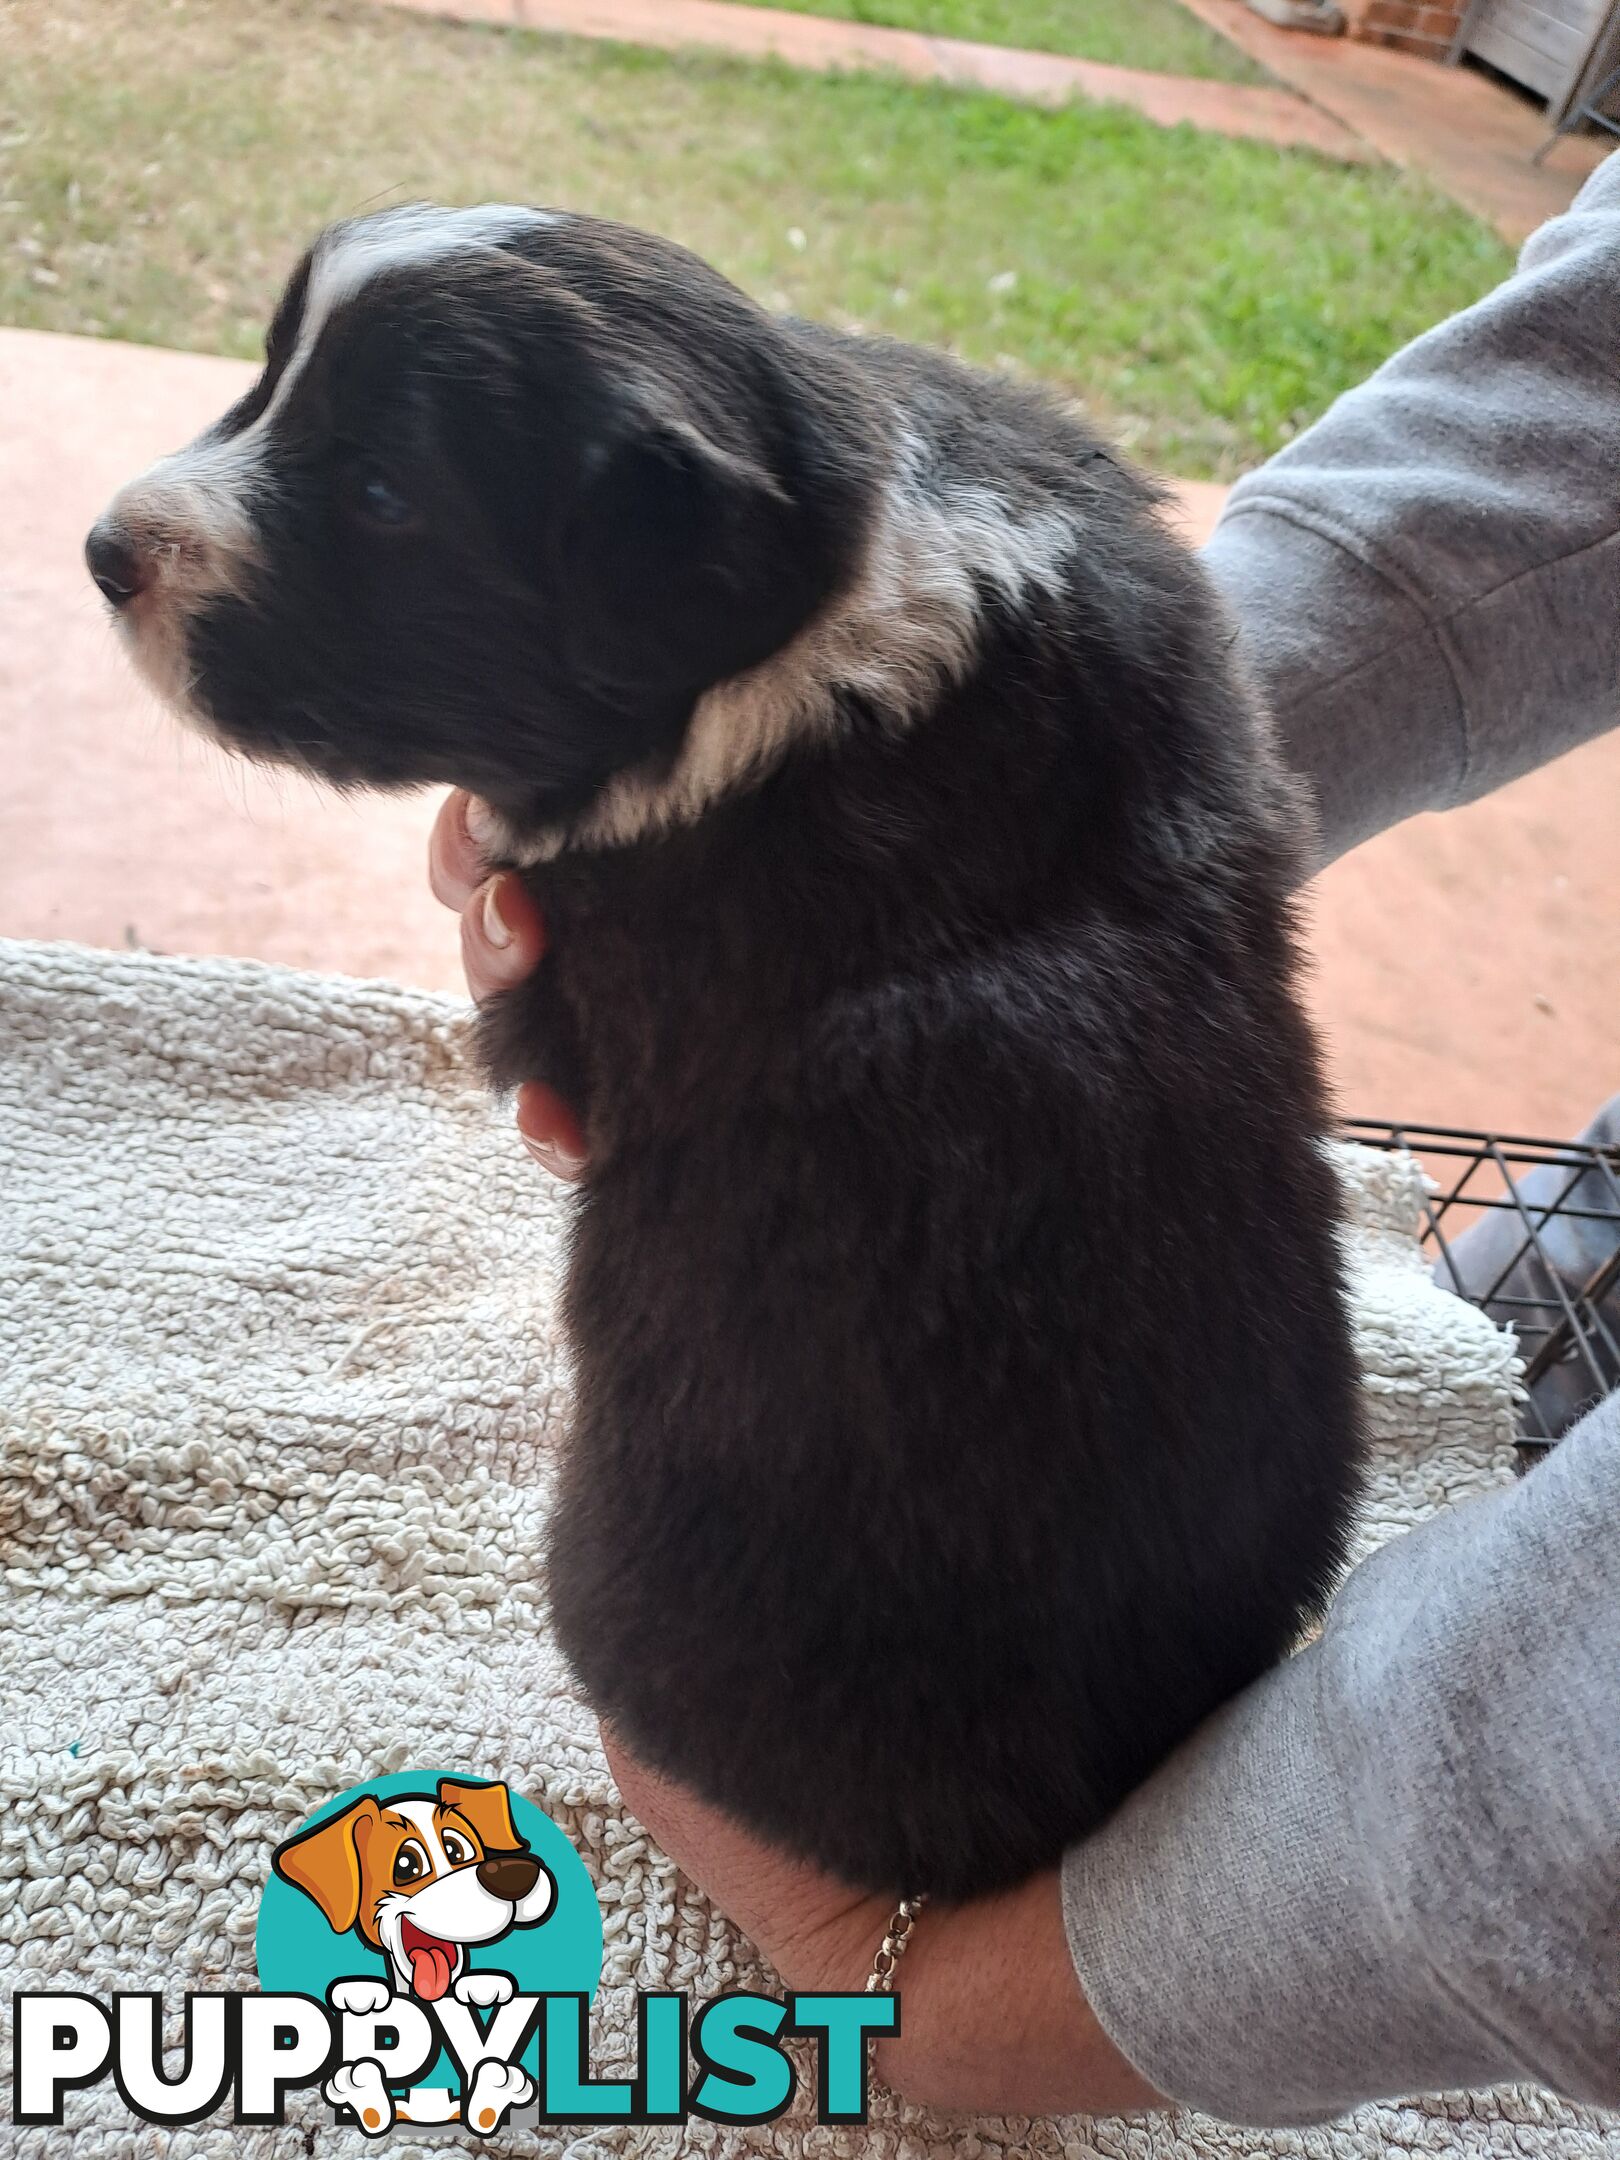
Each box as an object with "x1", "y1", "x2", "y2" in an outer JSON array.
[{"x1": 89, "y1": 204, "x2": 1362, "y2": 1898}]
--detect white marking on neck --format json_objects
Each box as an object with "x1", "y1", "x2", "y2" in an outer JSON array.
[{"x1": 511, "y1": 429, "x2": 1081, "y2": 862}]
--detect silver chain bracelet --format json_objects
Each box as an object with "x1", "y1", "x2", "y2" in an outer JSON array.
[{"x1": 863, "y1": 1892, "x2": 928, "y2": 1994}]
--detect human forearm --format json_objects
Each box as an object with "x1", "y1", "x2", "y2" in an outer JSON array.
[
  {"x1": 866, "y1": 1869, "x2": 1161, "y2": 2115},
  {"x1": 1064, "y1": 1394, "x2": 1620, "y2": 2125},
  {"x1": 604, "y1": 1734, "x2": 1160, "y2": 2117},
  {"x1": 1204, "y1": 155, "x2": 1620, "y2": 870}
]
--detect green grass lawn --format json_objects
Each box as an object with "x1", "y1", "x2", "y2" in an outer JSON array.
[
  {"x1": 727, "y1": 0, "x2": 1274, "y2": 83},
  {"x1": 0, "y1": 0, "x2": 1509, "y2": 478}
]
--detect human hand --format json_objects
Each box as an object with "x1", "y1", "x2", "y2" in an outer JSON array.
[
  {"x1": 428, "y1": 789, "x2": 589, "y2": 1180},
  {"x1": 603, "y1": 1726, "x2": 1161, "y2": 2118}
]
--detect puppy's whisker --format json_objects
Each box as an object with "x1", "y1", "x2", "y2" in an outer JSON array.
[{"x1": 347, "y1": 177, "x2": 423, "y2": 217}]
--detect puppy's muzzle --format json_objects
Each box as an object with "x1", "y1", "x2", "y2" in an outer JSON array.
[{"x1": 475, "y1": 1850, "x2": 542, "y2": 1901}]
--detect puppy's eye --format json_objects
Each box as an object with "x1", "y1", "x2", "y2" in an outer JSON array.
[
  {"x1": 392, "y1": 1839, "x2": 431, "y2": 1886},
  {"x1": 343, "y1": 464, "x2": 421, "y2": 533},
  {"x1": 441, "y1": 1831, "x2": 475, "y2": 1867}
]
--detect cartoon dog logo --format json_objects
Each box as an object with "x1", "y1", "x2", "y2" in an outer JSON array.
[{"x1": 272, "y1": 1776, "x2": 556, "y2": 2004}]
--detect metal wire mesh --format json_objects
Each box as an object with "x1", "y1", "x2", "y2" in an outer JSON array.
[{"x1": 1345, "y1": 1120, "x2": 1620, "y2": 1462}]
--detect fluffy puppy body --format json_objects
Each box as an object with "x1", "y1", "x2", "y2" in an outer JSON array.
[{"x1": 91, "y1": 206, "x2": 1362, "y2": 1899}]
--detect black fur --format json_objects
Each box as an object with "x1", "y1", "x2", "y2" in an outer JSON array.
[{"x1": 95, "y1": 207, "x2": 1363, "y2": 1898}]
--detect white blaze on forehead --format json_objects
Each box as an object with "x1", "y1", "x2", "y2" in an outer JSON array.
[
  {"x1": 187, "y1": 201, "x2": 557, "y2": 454},
  {"x1": 312, "y1": 201, "x2": 557, "y2": 295},
  {"x1": 291, "y1": 202, "x2": 558, "y2": 398},
  {"x1": 101, "y1": 203, "x2": 558, "y2": 721}
]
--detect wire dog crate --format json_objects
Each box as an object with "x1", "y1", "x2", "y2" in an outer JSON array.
[{"x1": 1345, "y1": 1120, "x2": 1620, "y2": 1462}]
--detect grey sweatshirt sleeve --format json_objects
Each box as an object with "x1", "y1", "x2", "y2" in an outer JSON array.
[
  {"x1": 1061, "y1": 164, "x2": 1620, "y2": 2122},
  {"x1": 1062, "y1": 1395, "x2": 1620, "y2": 2123},
  {"x1": 1202, "y1": 153, "x2": 1620, "y2": 868}
]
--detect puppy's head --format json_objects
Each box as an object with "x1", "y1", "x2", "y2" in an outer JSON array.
[{"x1": 87, "y1": 203, "x2": 875, "y2": 836}]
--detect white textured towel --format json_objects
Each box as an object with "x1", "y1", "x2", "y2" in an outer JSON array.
[{"x1": 2, "y1": 935, "x2": 1602, "y2": 2160}]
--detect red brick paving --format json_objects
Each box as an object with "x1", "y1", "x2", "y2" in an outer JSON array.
[
  {"x1": 381, "y1": 0, "x2": 1375, "y2": 160},
  {"x1": 375, "y1": 0, "x2": 1617, "y2": 239},
  {"x1": 1176, "y1": 0, "x2": 1608, "y2": 243}
]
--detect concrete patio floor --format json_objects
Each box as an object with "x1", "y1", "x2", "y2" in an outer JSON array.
[{"x1": 3, "y1": 326, "x2": 1615, "y2": 1142}]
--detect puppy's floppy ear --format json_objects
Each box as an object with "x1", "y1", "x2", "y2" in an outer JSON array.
[
  {"x1": 271, "y1": 1796, "x2": 381, "y2": 1934},
  {"x1": 437, "y1": 1778, "x2": 524, "y2": 1854},
  {"x1": 562, "y1": 390, "x2": 825, "y2": 706}
]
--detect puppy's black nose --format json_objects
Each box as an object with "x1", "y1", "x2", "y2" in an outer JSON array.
[
  {"x1": 85, "y1": 520, "x2": 149, "y2": 609},
  {"x1": 476, "y1": 1851, "x2": 541, "y2": 1902}
]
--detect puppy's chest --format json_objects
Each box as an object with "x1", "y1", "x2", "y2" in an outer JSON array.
[{"x1": 510, "y1": 856, "x2": 828, "y2": 1140}]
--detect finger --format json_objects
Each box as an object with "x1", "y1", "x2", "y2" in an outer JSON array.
[
  {"x1": 515, "y1": 1081, "x2": 589, "y2": 1181},
  {"x1": 429, "y1": 789, "x2": 503, "y2": 911},
  {"x1": 459, "y1": 872, "x2": 547, "y2": 1003}
]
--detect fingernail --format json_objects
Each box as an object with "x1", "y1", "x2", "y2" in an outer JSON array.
[
  {"x1": 481, "y1": 877, "x2": 514, "y2": 950},
  {"x1": 522, "y1": 1133, "x2": 587, "y2": 1180},
  {"x1": 464, "y1": 796, "x2": 500, "y2": 851}
]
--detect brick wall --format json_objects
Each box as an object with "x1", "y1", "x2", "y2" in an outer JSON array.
[{"x1": 1341, "y1": 0, "x2": 1468, "y2": 58}]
